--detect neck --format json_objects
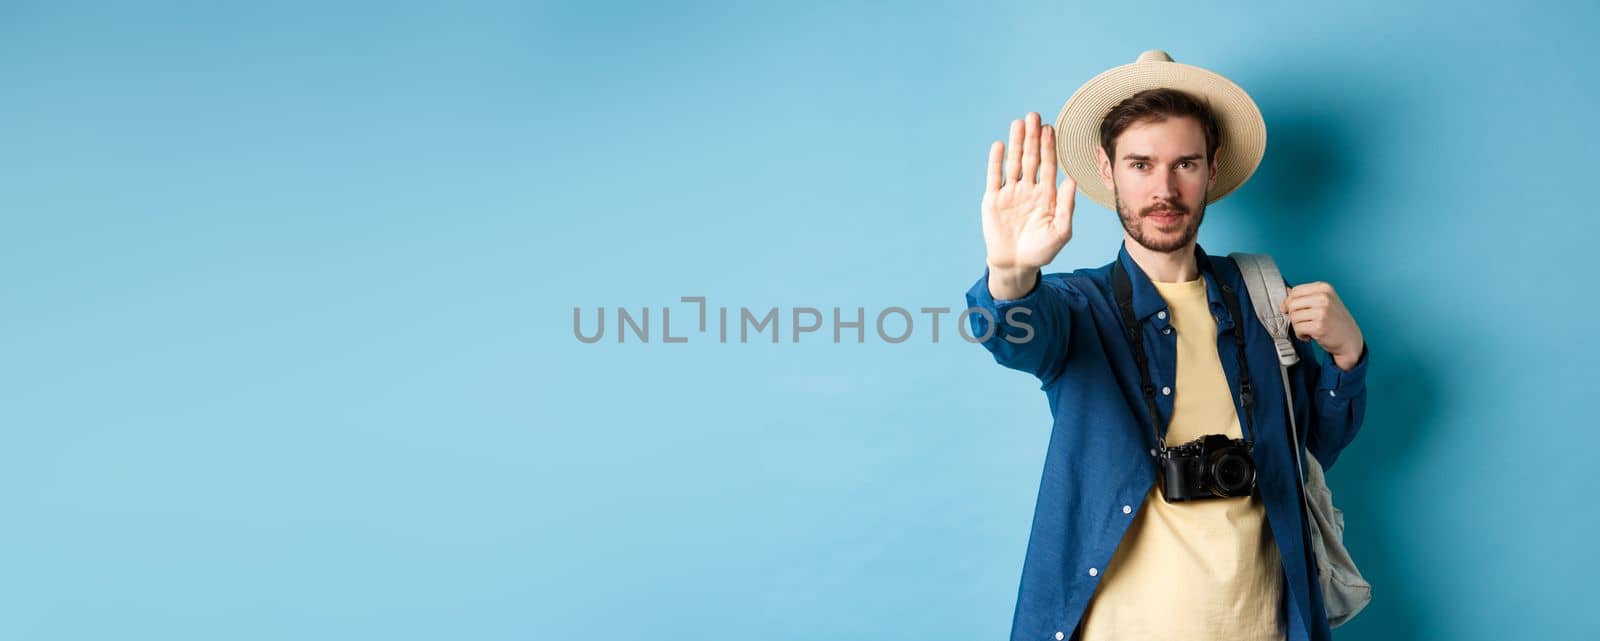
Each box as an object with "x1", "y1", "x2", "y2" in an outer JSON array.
[{"x1": 1123, "y1": 234, "x2": 1199, "y2": 283}]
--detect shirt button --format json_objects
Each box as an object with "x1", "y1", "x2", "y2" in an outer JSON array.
[
  {"x1": 1157, "y1": 311, "x2": 1167, "y2": 320},
  {"x1": 1088, "y1": 567, "x2": 1099, "y2": 577},
  {"x1": 1123, "y1": 505, "x2": 1132, "y2": 514},
  {"x1": 1329, "y1": 389, "x2": 1337, "y2": 397},
  {"x1": 1162, "y1": 327, "x2": 1172, "y2": 335},
  {"x1": 1149, "y1": 448, "x2": 1157, "y2": 457},
  {"x1": 1056, "y1": 633, "x2": 1065, "y2": 640},
  {"x1": 1162, "y1": 386, "x2": 1172, "y2": 396}
]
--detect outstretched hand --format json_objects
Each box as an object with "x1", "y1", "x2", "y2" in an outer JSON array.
[{"x1": 982, "y1": 111, "x2": 1077, "y2": 274}]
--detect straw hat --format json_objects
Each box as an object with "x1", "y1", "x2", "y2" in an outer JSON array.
[{"x1": 1053, "y1": 50, "x2": 1266, "y2": 212}]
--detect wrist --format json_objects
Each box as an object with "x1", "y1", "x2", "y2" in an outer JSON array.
[
  {"x1": 986, "y1": 263, "x2": 1040, "y2": 300},
  {"x1": 1331, "y1": 341, "x2": 1366, "y2": 371}
]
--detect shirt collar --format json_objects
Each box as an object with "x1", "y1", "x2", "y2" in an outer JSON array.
[{"x1": 1114, "y1": 239, "x2": 1235, "y2": 332}]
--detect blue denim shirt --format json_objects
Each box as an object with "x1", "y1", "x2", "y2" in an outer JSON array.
[{"x1": 965, "y1": 240, "x2": 1369, "y2": 641}]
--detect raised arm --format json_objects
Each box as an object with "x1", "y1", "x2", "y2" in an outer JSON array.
[{"x1": 966, "y1": 112, "x2": 1086, "y2": 385}]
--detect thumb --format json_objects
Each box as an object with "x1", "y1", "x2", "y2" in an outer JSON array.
[
  {"x1": 1055, "y1": 176, "x2": 1077, "y2": 219},
  {"x1": 1053, "y1": 176, "x2": 1077, "y2": 242}
]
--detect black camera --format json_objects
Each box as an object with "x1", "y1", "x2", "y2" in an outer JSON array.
[{"x1": 1159, "y1": 434, "x2": 1257, "y2": 502}]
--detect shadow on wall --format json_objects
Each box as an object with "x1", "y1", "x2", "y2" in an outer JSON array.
[{"x1": 1228, "y1": 57, "x2": 1445, "y2": 641}]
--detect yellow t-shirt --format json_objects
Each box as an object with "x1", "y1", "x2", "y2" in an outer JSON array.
[{"x1": 1077, "y1": 275, "x2": 1285, "y2": 641}]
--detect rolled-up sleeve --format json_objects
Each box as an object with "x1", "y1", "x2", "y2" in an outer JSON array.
[{"x1": 963, "y1": 266, "x2": 1085, "y2": 387}]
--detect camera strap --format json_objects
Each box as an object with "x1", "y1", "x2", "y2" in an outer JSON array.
[{"x1": 1111, "y1": 250, "x2": 1256, "y2": 454}]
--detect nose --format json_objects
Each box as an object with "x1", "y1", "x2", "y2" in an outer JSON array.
[{"x1": 1150, "y1": 169, "x2": 1181, "y2": 203}]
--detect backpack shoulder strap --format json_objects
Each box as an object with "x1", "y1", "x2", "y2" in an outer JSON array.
[
  {"x1": 1228, "y1": 252, "x2": 1299, "y2": 367},
  {"x1": 1231, "y1": 252, "x2": 1374, "y2": 621}
]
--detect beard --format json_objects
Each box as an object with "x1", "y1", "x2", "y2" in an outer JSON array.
[{"x1": 1114, "y1": 185, "x2": 1206, "y2": 254}]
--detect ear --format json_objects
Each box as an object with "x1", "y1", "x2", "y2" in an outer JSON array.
[
  {"x1": 1095, "y1": 146, "x2": 1116, "y2": 193},
  {"x1": 1207, "y1": 148, "x2": 1220, "y2": 192}
]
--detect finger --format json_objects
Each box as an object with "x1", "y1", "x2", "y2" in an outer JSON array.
[
  {"x1": 1286, "y1": 308, "x2": 1319, "y2": 325},
  {"x1": 1282, "y1": 290, "x2": 1320, "y2": 314},
  {"x1": 986, "y1": 141, "x2": 1004, "y2": 193},
  {"x1": 1291, "y1": 316, "x2": 1321, "y2": 340},
  {"x1": 1022, "y1": 112, "x2": 1041, "y2": 183},
  {"x1": 1056, "y1": 175, "x2": 1077, "y2": 220},
  {"x1": 1281, "y1": 295, "x2": 1300, "y2": 314},
  {"x1": 1040, "y1": 124, "x2": 1059, "y2": 186},
  {"x1": 1283, "y1": 290, "x2": 1317, "y2": 313},
  {"x1": 1286, "y1": 281, "x2": 1332, "y2": 300},
  {"x1": 1007, "y1": 119, "x2": 1024, "y2": 183}
]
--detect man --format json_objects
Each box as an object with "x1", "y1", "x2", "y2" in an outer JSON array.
[{"x1": 966, "y1": 51, "x2": 1369, "y2": 641}]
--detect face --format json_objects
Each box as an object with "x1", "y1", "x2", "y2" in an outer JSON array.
[{"x1": 1095, "y1": 116, "x2": 1218, "y2": 254}]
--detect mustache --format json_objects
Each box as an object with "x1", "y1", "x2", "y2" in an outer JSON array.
[{"x1": 1141, "y1": 203, "x2": 1189, "y2": 217}]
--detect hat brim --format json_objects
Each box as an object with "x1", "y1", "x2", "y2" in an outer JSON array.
[{"x1": 1054, "y1": 58, "x2": 1266, "y2": 212}]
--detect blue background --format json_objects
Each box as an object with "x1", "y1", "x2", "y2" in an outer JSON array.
[{"x1": 3, "y1": 1, "x2": 1595, "y2": 639}]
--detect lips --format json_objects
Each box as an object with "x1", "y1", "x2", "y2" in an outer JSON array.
[{"x1": 1147, "y1": 211, "x2": 1184, "y2": 224}]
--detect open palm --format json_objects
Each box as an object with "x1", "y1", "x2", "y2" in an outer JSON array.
[{"x1": 982, "y1": 112, "x2": 1076, "y2": 272}]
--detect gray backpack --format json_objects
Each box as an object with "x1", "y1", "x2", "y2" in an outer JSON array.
[{"x1": 1230, "y1": 252, "x2": 1373, "y2": 628}]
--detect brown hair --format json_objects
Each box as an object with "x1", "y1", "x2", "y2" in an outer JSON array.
[{"x1": 1099, "y1": 88, "x2": 1220, "y2": 164}]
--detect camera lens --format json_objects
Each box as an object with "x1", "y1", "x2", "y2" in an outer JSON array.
[{"x1": 1208, "y1": 451, "x2": 1255, "y2": 496}]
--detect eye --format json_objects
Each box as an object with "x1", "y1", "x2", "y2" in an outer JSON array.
[
  {"x1": 1178, "y1": 161, "x2": 1194, "y2": 169},
  {"x1": 1132, "y1": 162, "x2": 1147, "y2": 170}
]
